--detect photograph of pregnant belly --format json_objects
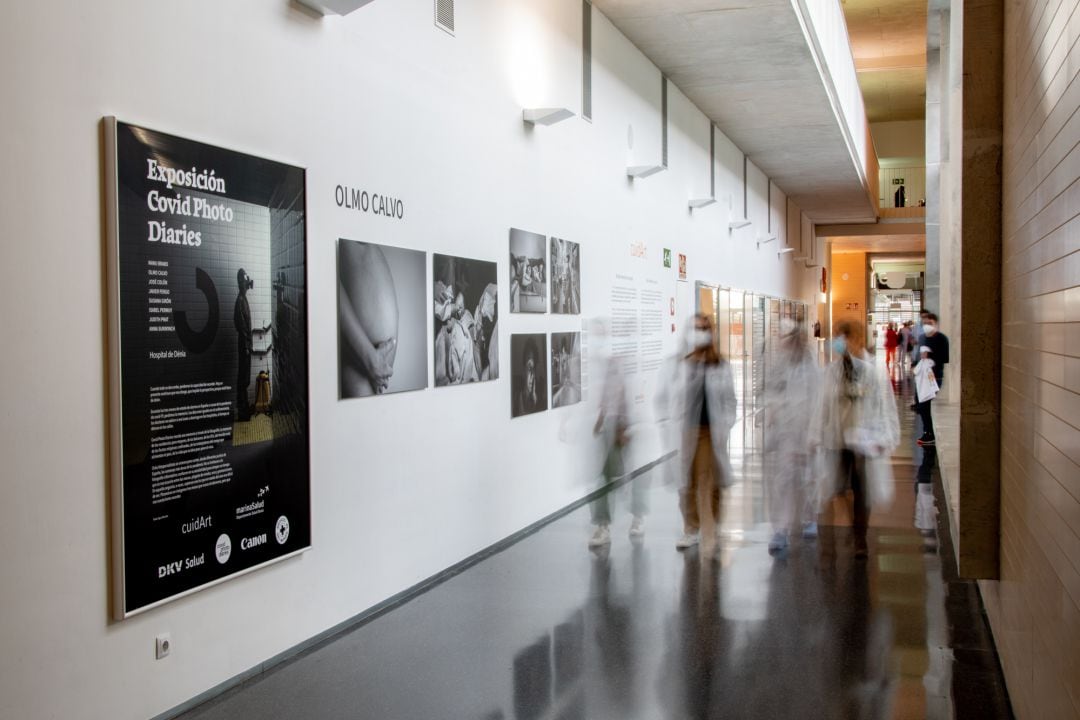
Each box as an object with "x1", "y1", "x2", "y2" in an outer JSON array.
[{"x1": 337, "y1": 239, "x2": 428, "y2": 398}]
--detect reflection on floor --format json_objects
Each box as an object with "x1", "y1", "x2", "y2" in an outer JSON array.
[{"x1": 183, "y1": 376, "x2": 1013, "y2": 720}]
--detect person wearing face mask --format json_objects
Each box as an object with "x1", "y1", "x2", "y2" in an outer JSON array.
[
  {"x1": 675, "y1": 314, "x2": 737, "y2": 550},
  {"x1": 816, "y1": 321, "x2": 899, "y2": 558},
  {"x1": 915, "y1": 312, "x2": 949, "y2": 445}
]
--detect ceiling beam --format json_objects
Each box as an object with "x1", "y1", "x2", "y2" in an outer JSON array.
[{"x1": 854, "y1": 54, "x2": 927, "y2": 72}]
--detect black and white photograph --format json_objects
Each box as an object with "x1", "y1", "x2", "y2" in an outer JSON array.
[
  {"x1": 511, "y1": 333, "x2": 548, "y2": 417},
  {"x1": 433, "y1": 253, "x2": 499, "y2": 386},
  {"x1": 338, "y1": 239, "x2": 427, "y2": 398},
  {"x1": 106, "y1": 118, "x2": 310, "y2": 617},
  {"x1": 550, "y1": 332, "x2": 582, "y2": 408},
  {"x1": 509, "y1": 228, "x2": 547, "y2": 313},
  {"x1": 549, "y1": 237, "x2": 581, "y2": 315}
]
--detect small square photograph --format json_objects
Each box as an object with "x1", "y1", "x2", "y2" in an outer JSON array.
[
  {"x1": 549, "y1": 238, "x2": 580, "y2": 315},
  {"x1": 509, "y1": 228, "x2": 547, "y2": 313},
  {"x1": 550, "y1": 332, "x2": 582, "y2": 408},
  {"x1": 433, "y1": 253, "x2": 499, "y2": 386},
  {"x1": 338, "y1": 239, "x2": 428, "y2": 398},
  {"x1": 511, "y1": 333, "x2": 548, "y2": 417}
]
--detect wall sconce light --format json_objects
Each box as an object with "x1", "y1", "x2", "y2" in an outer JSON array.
[
  {"x1": 296, "y1": 0, "x2": 376, "y2": 15},
  {"x1": 627, "y1": 165, "x2": 666, "y2": 179},
  {"x1": 728, "y1": 195, "x2": 750, "y2": 230},
  {"x1": 756, "y1": 234, "x2": 777, "y2": 249},
  {"x1": 522, "y1": 108, "x2": 575, "y2": 126},
  {"x1": 691, "y1": 122, "x2": 718, "y2": 210},
  {"x1": 777, "y1": 248, "x2": 795, "y2": 257}
]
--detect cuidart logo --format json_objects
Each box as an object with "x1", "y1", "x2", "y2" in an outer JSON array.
[{"x1": 215, "y1": 533, "x2": 232, "y2": 564}]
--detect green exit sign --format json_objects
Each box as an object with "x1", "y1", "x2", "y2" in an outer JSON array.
[{"x1": 892, "y1": 178, "x2": 905, "y2": 185}]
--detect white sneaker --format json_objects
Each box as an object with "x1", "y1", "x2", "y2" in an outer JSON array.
[
  {"x1": 675, "y1": 532, "x2": 700, "y2": 549},
  {"x1": 588, "y1": 524, "x2": 611, "y2": 547},
  {"x1": 629, "y1": 516, "x2": 646, "y2": 538}
]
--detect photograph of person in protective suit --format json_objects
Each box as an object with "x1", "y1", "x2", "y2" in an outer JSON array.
[{"x1": 234, "y1": 268, "x2": 253, "y2": 421}]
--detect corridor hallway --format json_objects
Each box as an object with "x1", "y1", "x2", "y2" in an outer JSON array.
[{"x1": 181, "y1": 381, "x2": 1013, "y2": 720}]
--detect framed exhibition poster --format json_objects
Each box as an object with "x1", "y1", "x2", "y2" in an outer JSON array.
[{"x1": 104, "y1": 118, "x2": 310, "y2": 618}]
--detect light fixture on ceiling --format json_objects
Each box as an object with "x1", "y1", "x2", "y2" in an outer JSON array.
[
  {"x1": 757, "y1": 234, "x2": 777, "y2": 249},
  {"x1": 778, "y1": 248, "x2": 795, "y2": 257},
  {"x1": 522, "y1": 107, "x2": 575, "y2": 126}
]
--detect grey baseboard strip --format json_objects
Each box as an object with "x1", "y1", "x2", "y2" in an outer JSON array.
[{"x1": 153, "y1": 450, "x2": 676, "y2": 720}]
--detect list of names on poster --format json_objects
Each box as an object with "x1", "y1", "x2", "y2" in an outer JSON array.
[{"x1": 148, "y1": 260, "x2": 175, "y2": 333}]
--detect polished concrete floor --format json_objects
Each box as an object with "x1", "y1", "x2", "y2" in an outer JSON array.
[{"x1": 181, "y1": 377, "x2": 1013, "y2": 720}]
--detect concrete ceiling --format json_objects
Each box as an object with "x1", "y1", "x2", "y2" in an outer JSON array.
[
  {"x1": 841, "y1": 0, "x2": 927, "y2": 123},
  {"x1": 591, "y1": 0, "x2": 877, "y2": 224}
]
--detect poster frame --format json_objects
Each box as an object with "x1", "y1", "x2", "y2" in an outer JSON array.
[{"x1": 104, "y1": 116, "x2": 311, "y2": 620}]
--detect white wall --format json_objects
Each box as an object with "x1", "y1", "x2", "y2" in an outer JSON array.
[{"x1": 0, "y1": 1, "x2": 819, "y2": 718}]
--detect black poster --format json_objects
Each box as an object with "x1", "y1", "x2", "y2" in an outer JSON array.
[{"x1": 105, "y1": 119, "x2": 310, "y2": 617}]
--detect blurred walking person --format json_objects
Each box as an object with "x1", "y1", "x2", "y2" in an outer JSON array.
[
  {"x1": 765, "y1": 319, "x2": 821, "y2": 554},
  {"x1": 884, "y1": 323, "x2": 899, "y2": 378},
  {"x1": 588, "y1": 321, "x2": 642, "y2": 546},
  {"x1": 676, "y1": 314, "x2": 737, "y2": 550},
  {"x1": 816, "y1": 321, "x2": 899, "y2": 558}
]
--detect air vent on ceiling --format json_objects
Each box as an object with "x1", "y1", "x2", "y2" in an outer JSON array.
[
  {"x1": 582, "y1": 0, "x2": 592, "y2": 121},
  {"x1": 435, "y1": 0, "x2": 454, "y2": 35}
]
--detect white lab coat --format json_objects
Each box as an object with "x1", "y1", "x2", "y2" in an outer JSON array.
[
  {"x1": 814, "y1": 353, "x2": 899, "y2": 508},
  {"x1": 678, "y1": 358, "x2": 737, "y2": 489}
]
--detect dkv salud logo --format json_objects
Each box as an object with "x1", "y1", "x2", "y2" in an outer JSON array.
[{"x1": 275, "y1": 516, "x2": 290, "y2": 545}]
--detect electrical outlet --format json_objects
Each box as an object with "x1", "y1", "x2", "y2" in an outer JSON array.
[{"x1": 155, "y1": 633, "x2": 172, "y2": 660}]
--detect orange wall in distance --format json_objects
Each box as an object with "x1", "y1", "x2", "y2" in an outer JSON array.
[{"x1": 830, "y1": 251, "x2": 867, "y2": 345}]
